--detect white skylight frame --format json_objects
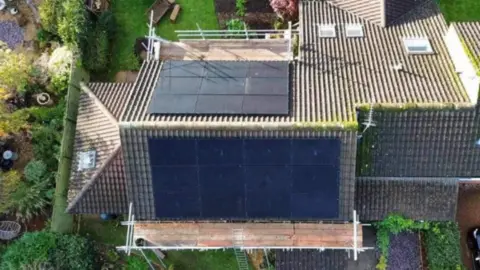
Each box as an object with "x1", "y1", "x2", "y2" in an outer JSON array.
[
  {"x1": 345, "y1": 24, "x2": 364, "y2": 38},
  {"x1": 318, "y1": 24, "x2": 336, "y2": 38},
  {"x1": 403, "y1": 37, "x2": 434, "y2": 54},
  {"x1": 77, "y1": 150, "x2": 97, "y2": 171}
]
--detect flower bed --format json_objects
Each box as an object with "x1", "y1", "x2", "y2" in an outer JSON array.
[{"x1": 388, "y1": 232, "x2": 422, "y2": 270}]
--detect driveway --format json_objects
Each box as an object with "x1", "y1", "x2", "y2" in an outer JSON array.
[{"x1": 456, "y1": 183, "x2": 480, "y2": 270}]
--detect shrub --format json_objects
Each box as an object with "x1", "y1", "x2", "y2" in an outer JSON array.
[
  {"x1": 57, "y1": 0, "x2": 87, "y2": 47},
  {"x1": 0, "y1": 49, "x2": 32, "y2": 94},
  {"x1": 269, "y1": 0, "x2": 298, "y2": 21},
  {"x1": 24, "y1": 160, "x2": 48, "y2": 183},
  {"x1": 235, "y1": 0, "x2": 246, "y2": 17},
  {"x1": 39, "y1": 0, "x2": 61, "y2": 34},
  {"x1": 0, "y1": 232, "x2": 96, "y2": 270},
  {"x1": 31, "y1": 120, "x2": 63, "y2": 170},
  {"x1": 9, "y1": 180, "x2": 52, "y2": 221},
  {"x1": 123, "y1": 255, "x2": 149, "y2": 270},
  {"x1": 0, "y1": 170, "x2": 22, "y2": 213},
  {"x1": 26, "y1": 101, "x2": 65, "y2": 125},
  {"x1": 0, "y1": 106, "x2": 29, "y2": 137},
  {"x1": 424, "y1": 222, "x2": 463, "y2": 270},
  {"x1": 227, "y1": 19, "x2": 245, "y2": 31},
  {"x1": 81, "y1": 11, "x2": 115, "y2": 73}
]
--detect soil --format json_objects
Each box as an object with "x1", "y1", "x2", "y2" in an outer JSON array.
[
  {"x1": 456, "y1": 183, "x2": 480, "y2": 270},
  {"x1": 214, "y1": 0, "x2": 277, "y2": 29},
  {"x1": 249, "y1": 250, "x2": 265, "y2": 270}
]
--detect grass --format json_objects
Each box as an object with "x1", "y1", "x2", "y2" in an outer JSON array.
[
  {"x1": 164, "y1": 250, "x2": 239, "y2": 270},
  {"x1": 77, "y1": 215, "x2": 126, "y2": 246},
  {"x1": 437, "y1": 0, "x2": 480, "y2": 22},
  {"x1": 109, "y1": 0, "x2": 219, "y2": 77}
]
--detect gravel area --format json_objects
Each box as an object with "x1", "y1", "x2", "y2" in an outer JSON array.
[
  {"x1": 388, "y1": 232, "x2": 422, "y2": 270},
  {"x1": 0, "y1": 21, "x2": 24, "y2": 48}
]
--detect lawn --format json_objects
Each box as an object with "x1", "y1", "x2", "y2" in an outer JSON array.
[
  {"x1": 438, "y1": 0, "x2": 480, "y2": 22},
  {"x1": 109, "y1": 0, "x2": 219, "y2": 77}
]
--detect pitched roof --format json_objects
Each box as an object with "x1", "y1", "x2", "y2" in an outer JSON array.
[
  {"x1": 275, "y1": 249, "x2": 377, "y2": 270},
  {"x1": 355, "y1": 177, "x2": 459, "y2": 221},
  {"x1": 453, "y1": 22, "x2": 480, "y2": 65},
  {"x1": 66, "y1": 83, "x2": 131, "y2": 214},
  {"x1": 298, "y1": 0, "x2": 470, "y2": 123},
  {"x1": 357, "y1": 110, "x2": 480, "y2": 177},
  {"x1": 121, "y1": 128, "x2": 357, "y2": 220}
]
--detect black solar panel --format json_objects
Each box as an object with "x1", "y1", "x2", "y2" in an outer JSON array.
[
  {"x1": 148, "y1": 61, "x2": 290, "y2": 115},
  {"x1": 148, "y1": 137, "x2": 341, "y2": 220}
]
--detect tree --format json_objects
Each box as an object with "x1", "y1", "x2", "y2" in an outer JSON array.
[
  {"x1": 57, "y1": 0, "x2": 86, "y2": 47},
  {"x1": 269, "y1": 0, "x2": 298, "y2": 21},
  {"x1": 0, "y1": 49, "x2": 31, "y2": 94}
]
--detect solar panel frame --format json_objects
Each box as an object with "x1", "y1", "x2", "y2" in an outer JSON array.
[
  {"x1": 148, "y1": 61, "x2": 290, "y2": 115},
  {"x1": 148, "y1": 137, "x2": 341, "y2": 220}
]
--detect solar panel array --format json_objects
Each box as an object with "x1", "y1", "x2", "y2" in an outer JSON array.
[
  {"x1": 148, "y1": 137, "x2": 341, "y2": 220},
  {"x1": 147, "y1": 61, "x2": 290, "y2": 115}
]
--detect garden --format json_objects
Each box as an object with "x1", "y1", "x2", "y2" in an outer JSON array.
[{"x1": 375, "y1": 215, "x2": 464, "y2": 270}]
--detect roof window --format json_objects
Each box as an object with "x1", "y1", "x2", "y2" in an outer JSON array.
[
  {"x1": 403, "y1": 38, "x2": 433, "y2": 54},
  {"x1": 77, "y1": 150, "x2": 96, "y2": 171},
  {"x1": 318, "y1": 24, "x2": 336, "y2": 38},
  {"x1": 345, "y1": 24, "x2": 364, "y2": 38}
]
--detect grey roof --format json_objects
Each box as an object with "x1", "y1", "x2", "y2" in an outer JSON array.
[
  {"x1": 357, "y1": 110, "x2": 480, "y2": 177},
  {"x1": 298, "y1": 0, "x2": 469, "y2": 122},
  {"x1": 355, "y1": 177, "x2": 459, "y2": 221},
  {"x1": 275, "y1": 249, "x2": 377, "y2": 270},
  {"x1": 120, "y1": 128, "x2": 357, "y2": 220},
  {"x1": 67, "y1": 83, "x2": 131, "y2": 214},
  {"x1": 453, "y1": 22, "x2": 480, "y2": 68}
]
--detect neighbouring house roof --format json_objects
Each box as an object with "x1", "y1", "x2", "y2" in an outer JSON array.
[
  {"x1": 275, "y1": 249, "x2": 377, "y2": 270},
  {"x1": 298, "y1": 0, "x2": 470, "y2": 123},
  {"x1": 66, "y1": 83, "x2": 132, "y2": 214},
  {"x1": 355, "y1": 177, "x2": 459, "y2": 221},
  {"x1": 357, "y1": 110, "x2": 480, "y2": 178},
  {"x1": 453, "y1": 22, "x2": 480, "y2": 68},
  {"x1": 134, "y1": 222, "x2": 362, "y2": 249}
]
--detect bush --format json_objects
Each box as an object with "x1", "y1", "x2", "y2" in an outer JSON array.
[
  {"x1": 0, "y1": 107, "x2": 29, "y2": 137},
  {"x1": 24, "y1": 160, "x2": 48, "y2": 183},
  {"x1": 81, "y1": 11, "x2": 115, "y2": 73},
  {"x1": 0, "y1": 232, "x2": 96, "y2": 270},
  {"x1": 26, "y1": 101, "x2": 65, "y2": 125},
  {"x1": 9, "y1": 180, "x2": 52, "y2": 221},
  {"x1": 31, "y1": 120, "x2": 63, "y2": 170},
  {"x1": 269, "y1": 0, "x2": 298, "y2": 21},
  {"x1": 124, "y1": 255, "x2": 150, "y2": 270},
  {"x1": 227, "y1": 19, "x2": 245, "y2": 31},
  {"x1": 39, "y1": 0, "x2": 61, "y2": 34},
  {"x1": 235, "y1": 0, "x2": 246, "y2": 17},
  {"x1": 57, "y1": 0, "x2": 87, "y2": 47},
  {"x1": 0, "y1": 49, "x2": 32, "y2": 93},
  {"x1": 424, "y1": 222, "x2": 463, "y2": 270},
  {"x1": 0, "y1": 170, "x2": 22, "y2": 213}
]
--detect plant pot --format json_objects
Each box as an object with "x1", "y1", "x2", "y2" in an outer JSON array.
[
  {"x1": 9, "y1": 7, "x2": 18, "y2": 15},
  {"x1": 35, "y1": 92, "x2": 53, "y2": 106}
]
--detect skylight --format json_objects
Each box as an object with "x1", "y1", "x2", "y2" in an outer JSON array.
[
  {"x1": 345, "y1": 24, "x2": 364, "y2": 38},
  {"x1": 318, "y1": 24, "x2": 336, "y2": 38},
  {"x1": 77, "y1": 150, "x2": 96, "y2": 171},
  {"x1": 403, "y1": 38, "x2": 433, "y2": 54}
]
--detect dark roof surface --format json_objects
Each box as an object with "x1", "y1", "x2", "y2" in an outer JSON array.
[
  {"x1": 148, "y1": 137, "x2": 341, "y2": 220},
  {"x1": 121, "y1": 128, "x2": 356, "y2": 220},
  {"x1": 453, "y1": 22, "x2": 480, "y2": 67},
  {"x1": 275, "y1": 249, "x2": 377, "y2": 270},
  {"x1": 358, "y1": 110, "x2": 480, "y2": 177},
  {"x1": 355, "y1": 177, "x2": 459, "y2": 221}
]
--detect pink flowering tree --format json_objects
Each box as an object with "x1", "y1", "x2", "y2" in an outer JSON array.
[{"x1": 269, "y1": 0, "x2": 298, "y2": 21}]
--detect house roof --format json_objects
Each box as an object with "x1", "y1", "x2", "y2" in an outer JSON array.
[
  {"x1": 453, "y1": 22, "x2": 480, "y2": 66},
  {"x1": 66, "y1": 83, "x2": 131, "y2": 214},
  {"x1": 298, "y1": 0, "x2": 469, "y2": 123},
  {"x1": 121, "y1": 128, "x2": 357, "y2": 220},
  {"x1": 355, "y1": 177, "x2": 459, "y2": 221},
  {"x1": 275, "y1": 249, "x2": 377, "y2": 270},
  {"x1": 357, "y1": 110, "x2": 480, "y2": 178}
]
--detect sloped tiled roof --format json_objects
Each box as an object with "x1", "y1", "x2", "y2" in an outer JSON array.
[
  {"x1": 120, "y1": 128, "x2": 357, "y2": 220},
  {"x1": 453, "y1": 22, "x2": 480, "y2": 64},
  {"x1": 298, "y1": 0, "x2": 469, "y2": 122},
  {"x1": 355, "y1": 177, "x2": 459, "y2": 221},
  {"x1": 358, "y1": 110, "x2": 480, "y2": 177},
  {"x1": 66, "y1": 83, "x2": 132, "y2": 214}
]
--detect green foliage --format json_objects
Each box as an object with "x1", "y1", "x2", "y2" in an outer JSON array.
[
  {"x1": 235, "y1": 0, "x2": 246, "y2": 16},
  {"x1": 24, "y1": 160, "x2": 48, "y2": 183},
  {"x1": 0, "y1": 50, "x2": 32, "y2": 93},
  {"x1": 31, "y1": 119, "x2": 63, "y2": 170},
  {"x1": 57, "y1": 0, "x2": 86, "y2": 47},
  {"x1": 123, "y1": 255, "x2": 149, "y2": 270},
  {"x1": 81, "y1": 11, "x2": 116, "y2": 73},
  {"x1": 26, "y1": 101, "x2": 65, "y2": 125},
  {"x1": 376, "y1": 215, "x2": 430, "y2": 234},
  {"x1": 424, "y1": 222, "x2": 463, "y2": 270},
  {"x1": 0, "y1": 232, "x2": 95, "y2": 270},
  {"x1": 105, "y1": 249, "x2": 120, "y2": 263},
  {"x1": 0, "y1": 170, "x2": 22, "y2": 213},
  {"x1": 39, "y1": 0, "x2": 61, "y2": 34},
  {"x1": 227, "y1": 19, "x2": 245, "y2": 31},
  {"x1": 48, "y1": 73, "x2": 70, "y2": 95},
  {"x1": 9, "y1": 180, "x2": 52, "y2": 221},
  {"x1": 0, "y1": 107, "x2": 29, "y2": 137},
  {"x1": 376, "y1": 255, "x2": 387, "y2": 270}
]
